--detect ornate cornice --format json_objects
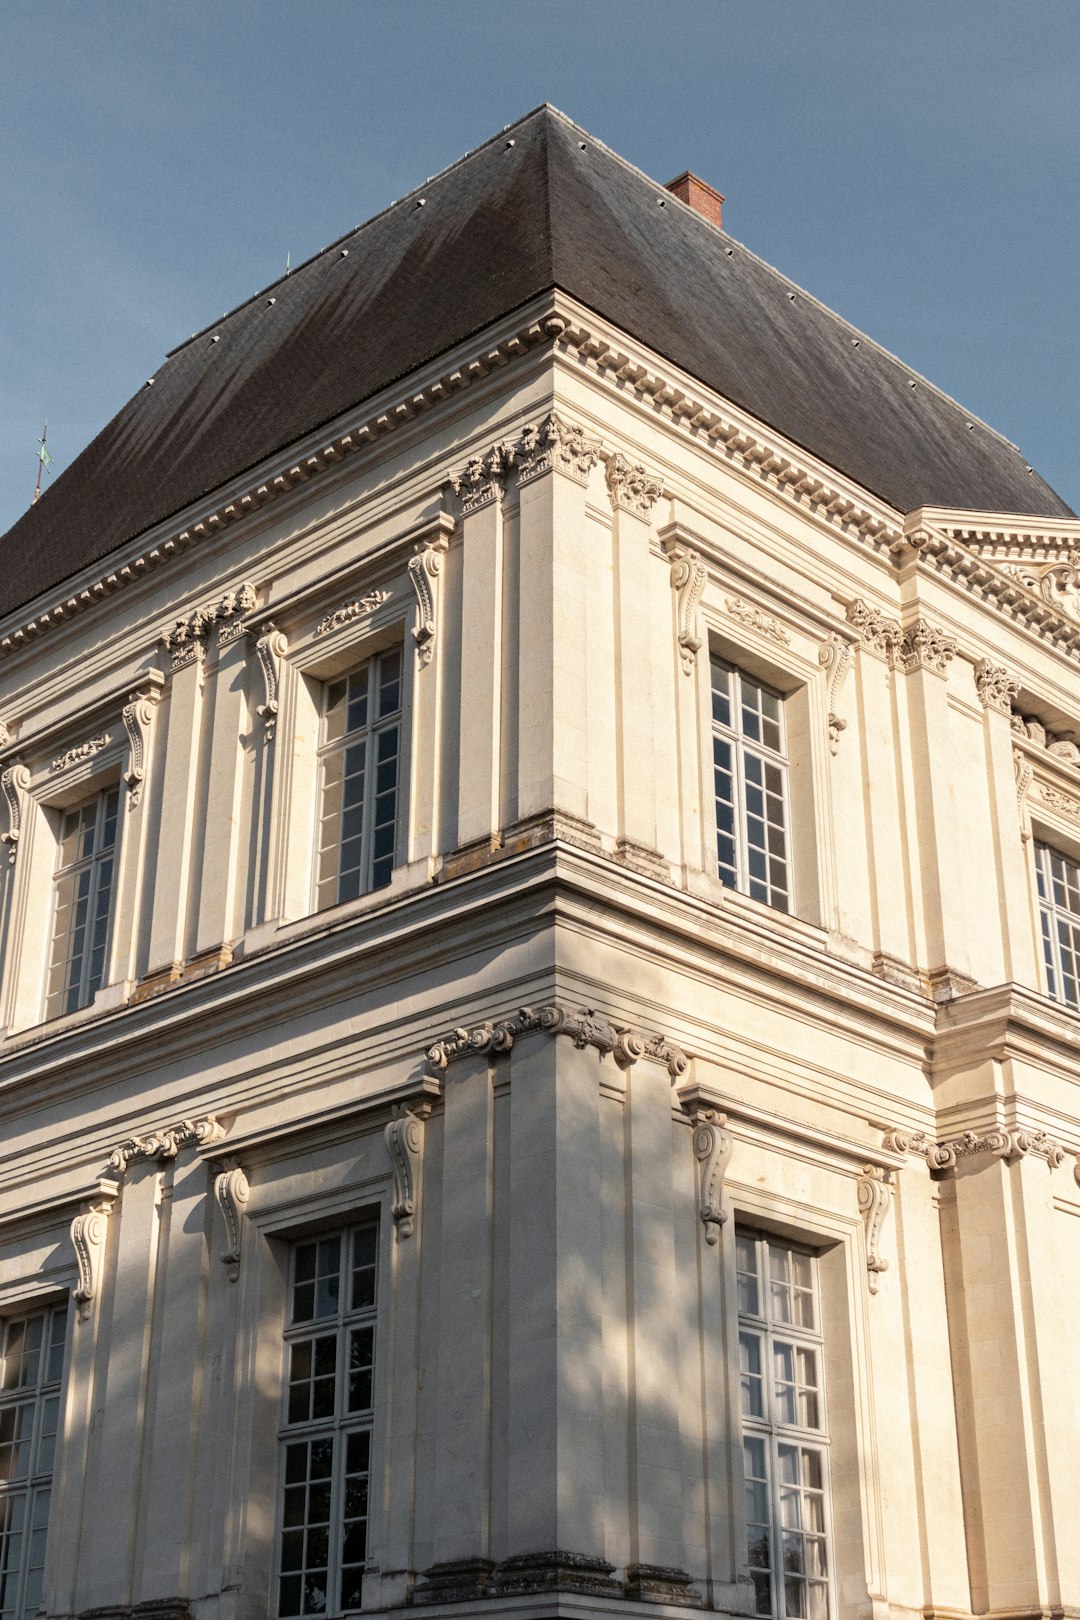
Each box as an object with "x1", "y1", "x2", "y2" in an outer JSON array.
[
  {"x1": 315, "y1": 588, "x2": 390, "y2": 637},
  {"x1": 108, "y1": 1114, "x2": 228, "y2": 1175},
  {"x1": 974, "y1": 660, "x2": 1020, "y2": 715},
  {"x1": 882, "y1": 1125, "x2": 1066, "y2": 1171},
  {"x1": 605, "y1": 453, "x2": 664, "y2": 518},
  {"x1": 424, "y1": 1003, "x2": 688, "y2": 1081}
]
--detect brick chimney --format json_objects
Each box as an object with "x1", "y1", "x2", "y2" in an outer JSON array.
[{"x1": 665, "y1": 171, "x2": 724, "y2": 230}]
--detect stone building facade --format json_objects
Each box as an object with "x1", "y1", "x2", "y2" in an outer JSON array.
[{"x1": 1, "y1": 106, "x2": 1079, "y2": 1620}]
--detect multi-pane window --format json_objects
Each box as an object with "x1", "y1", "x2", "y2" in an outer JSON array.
[
  {"x1": 711, "y1": 658, "x2": 790, "y2": 911},
  {"x1": 1035, "y1": 840, "x2": 1080, "y2": 1009},
  {"x1": 0, "y1": 1305, "x2": 67, "y2": 1620},
  {"x1": 276, "y1": 1222, "x2": 379, "y2": 1618},
  {"x1": 315, "y1": 650, "x2": 403, "y2": 910},
  {"x1": 45, "y1": 787, "x2": 120, "y2": 1020},
  {"x1": 738, "y1": 1231, "x2": 832, "y2": 1620}
]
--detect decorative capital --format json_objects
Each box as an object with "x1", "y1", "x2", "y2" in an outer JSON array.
[
  {"x1": 315, "y1": 589, "x2": 390, "y2": 638},
  {"x1": 108, "y1": 1114, "x2": 227, "y2": 1175},
  {"x1": 856, "y1": 1166, "x2": 891, "y2": 1293},
  {"x1": 409, "y1": 536, "x2": 449, "y2": 667},
  {"x1": 424, "y1": 1003, "x2": 688, "y2": 1081},
  {"x1": 606, "y1": 453, "x2": 663, "y2": 519},
  {"x1": 974, "y1": 659, "x2": 1020, "y2": 715},
  {"x1": 452, "y1": 443, "x2": 516, "y2": 513},
  {"x1": 214, "y1": 1162, "x2": 250, "y2": 1280},
  {"x1": 384, "y1": 1105, "x2": 429, "y2": 1239},
  {"x1": 899, "y1": 617, "x2": 956, "y2": 677},
  {"x1": 516, "y1": 413, "x2": 601, "y2": 486},
  {"x1": 162, "y1": 582, "x2": 256, "y2": 669},
  {"x1": 664, "y1": 543, "x2": 707, "y2": 675},
  {"x1": 1, "y1": 763, "x2": 31, "y2": 865},
  {"x1": 883, "y1": 1124, "x2": 1065, "y2": 1173},
  {"x1": 724, "y1": 596, "x2": 790, "y2": 647},
  {"x1": 846, "y1": 599, "x2": 902, "y2": 665},
  {"x1": 252, "y1": 626, "x2": 288, "y2": 740},
  {"x1": 71, "y1": 1182, "x2": 118, "y2": 1322},
  {"x1": 690, "y1": 1107, "x2": 732, "y2": 1243}
]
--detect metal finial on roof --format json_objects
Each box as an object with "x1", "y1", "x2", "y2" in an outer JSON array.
[{"x1": 32, "y1": 422, "x2": 53, "y2": 505}]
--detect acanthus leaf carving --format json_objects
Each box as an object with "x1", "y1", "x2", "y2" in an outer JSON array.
[
  {"x1": 384, "y1": 1105, "x2": 429, "y2": 1239},
  {"x1": 108, "y1": 1114, "x2": 227, "y2": 1175},
  {"x1": 724, "y1": 596, "x2": 790, "y2": 647},
  {"x1": 70, "y1": 1182, "x2": 118, "y2": 1322},
  {"x1": 162, "y1": 582, "x2": 257, "y2": 668},
  {"x1": 691, "y1": 1107, "x2": 732, "y2": 1243},
  {"x1": 1, "y1": 764, "x2": 30, "y2": 865},
  {"x1": 818, "y1": 634, "x2": 854, "y2": 754},
  {"x1": 899, "y1": 617, "x2": 956, "y2": 677},
  {"x1": 515, "y1": 413, "x2": 601, "y2": 486},
  {"x1": 408, "y1": 536, "x2": 449, "y2": 668},
  {"x1": 665, "y1": 543, "x2": 707, "y2": 675},
  {"x1": 424, "y1": 1004, "x2": 688, "y2": 1080},
  {"x1": 253, "y1": 627, "x2": 288, "y2": 739},
  {"x1": 214, "y1": 1161, "x2": 250, "y2": 1280},
  {"x1": 856, "y1": 1165, "x2": 891, "y2": 1293},
  {"x1": 974, "y1": 660, "x2": 1020, "y2": 715},
  {"x1": 451, "y1": 443, "x2": 516, "y2": 513},
  {"x1": 51, "y1": 734, "x2": 111, "y2": 774},
  {"x1": 605, "y1": 452, "x2": 664, "y2": 519},
  {"x1": 315, "y1": 589, "x2": 391, "y2": 638},
  {"x1": 883, "y1": 1124, "x2": 1065, "y2": 1173},
  {"x1": 846, "y1": 599, "x2": 902, "y2": 665}
]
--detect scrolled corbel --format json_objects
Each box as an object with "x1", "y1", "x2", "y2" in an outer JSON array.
[
  {"x1": 665, "y1": 543, "x2": 706, "y2": 675},
  {"x1": 384, "y1": 1105, "x2": 428, "y2": 1239},
  {"x1": 818, "y1": 634, "x2": 854, "y2": 755},
  {"x1": 71, "y1": 1181, "x2": 119, "y2": 1322},
  {"x1": 253, "y1": 626, "x2": 288, "y2": 741},
  {"x1": 214, "y1": 1161, "x2": 250, "y2": 1280},
  {"x1": 691, "y1": 1108, "x2": 732, "y2": 1244},
  {"x1": 856, "y1": 1166, "x2": 891, "y2": 1293},
  {"x1": 408, "y1": 535, "x2": 449, "y2": 668},
  {"x1": 1, "y1": 763, "x2": 30, "y2": 864},
  {"x1": 122, "y1": 685, "x2": 162, "y2": 810}
]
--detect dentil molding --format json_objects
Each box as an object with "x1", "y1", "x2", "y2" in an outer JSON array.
[
  {"x1": 70, "y1": 1180, "x2": 119, "y2": 1322},
  {"x1": 108, "y1": 1114, "x2": 228, "y2": 1175},
  {"x1": 424, "y1": 1003, "x2": 689, "y2": 1080}
]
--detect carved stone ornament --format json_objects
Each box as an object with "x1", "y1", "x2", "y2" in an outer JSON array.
[
  {"x1": 108, "y1": 1114, "x2": 227, "y2": 1175},
  {"x1": 690, "y1": 1108, "x2": 732, "y2": 1243},
  {"x1": 409, "y1": 537, "x2": 449, "y2": 668},
  {"x1": 605, "y1": 453, "x2": 664, "y2": 519},
  {"x1": 384, "y1": 1105, "x2": 429, "y2": 1239},
  {"x1": 315, "y1": 589, "x2": 391, "y2": 638},
  {"x1": 724, "y1": 596, "x2": 791, "y2": 647},
  {"x1": 1012, "y1": 711, "x2": 1080, "y2": 772},
  {"x1": 846, "y1": 598, "x2": 902, "y2": 665},
  {"x1": 214, "y1": 1162, "x2": 250, "y2": 1280},
  {"x1": 0, "y1": 721, "x2": 10, "y2": 751},
  {"x1": 51, "y1": 734, "x2": 111, "y2": 774},
  {"x1": 899, "y1": 618, "x2": 956, "y2": 677},
  {"x1": 1, "y1": 763, "x2": 30, "y2": 865},
  {"x1": 452, "y1": 443, "x2": 516, "y2": 513},
  {"x1": 252, "y1": 627, "x2": 288, "y2": 739},
  {"x1": 70, "y1": 1182, "x2": 118, "y2": 1322},
  {"x1": 1014, "y1": 749, "x2": 1033, "y2": 811},
  {"x1": 856, "y1": 1166, "x2": 891, "y2": 1294},
  {"x1": 122, "y1": 686, "x2": 161, "y2": 810},
  {"x1": 974, "y1": 660, "x2": 1020, "y2": 715},
  {"x1": 818, "y1": 634, "x2": 854, "y2": 754},
  {"x1": 665, "y1": 544, "x2": 707, "y2": 675},
  {"x1": 516, "y1": 412, "x2": 601, "y2": 486},
  {"x1": 424, "y1": 1004, "x2": 688, "y2": 1081},
  {"x1": 1039, "y1": 781, "x2": 1080, "y2": 824},
  {"x1": 883, "y1": 1125, "x2": 1065, "y2": 1172},
  {"x1": 162, "y1": 582, "x2": 257, "y2": 669}
]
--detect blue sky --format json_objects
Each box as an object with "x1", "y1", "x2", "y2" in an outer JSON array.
[{"x1": 3, "y1": 0, "x2": 1078, "y2": 536}]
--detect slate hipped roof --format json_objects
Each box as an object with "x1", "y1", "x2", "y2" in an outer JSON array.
[{"x1": 2, "y1": 104, "x2": 1073, "y2": 621}]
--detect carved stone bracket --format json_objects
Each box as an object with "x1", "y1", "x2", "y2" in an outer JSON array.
[
  {"x1": 974, "y1": 660, "x2": 1020, "y2": 715},
  {"x1": 725, "y1": 596, "x2": 790, "y2": 646},
  {"x1": 122, "y1": 680, "x2": 163, "y2": 810},
  {"x1": 51, "y1": 734, "x2": 111, "y2": 774},
  {"x1": 424, "y1": 1004, "x2": 688, "y2": 1081},
  {"x1": 315, "y1": 590, "x2": 390, "y2": 638},
  {"x1": 883, "y1": 1125, "x2": 1065, "y2": 1173},
  {"x1": 162, "y1": 582, "x2": 257, "y2": 670},
  {"x1": 409, "y1": 537, "x2": 449, "y2": 668},
  {"x1": 1014, "y1": 749, "x2": 1033, "y2": 813},
  {"x1": 384, "y1": 1105, "x2": 430, "y2": 1239},
  {"x1": 452, "y1": 443, "x2": 516, "y2": 513},
  {"x1": 899, "y1": 618, "x2": 956, "y2": 677},
  {"x1": 856, "y1": 1166, "x2": 891, "y2": 1293},
  {"x1": 516, "y1": 412, "x2": 601, "y2": 486},
  {"x1": 108, "y1": 1114, "x2": 228, "y2": 1175},
  {"x1": 846, "y1": 599, "x2": 902, "y2": 666},
  {"x1": 214, "y1": 1161, "x2": 250, "y2": 1280},
  {"x1": 818, "y1": 634, "x2": 854, "y2": 754},
  {"x1": 71, "y1": 1181, "x2": 119, "y2": 1322},
  {"x1": 690, "y1": 1108, "x2": 732, "y2": 1243},
  {"x1": 252, "y1": 627, "x2": 288, "y2": 740},
  {"x1": 0, "y1": 721, "x2": 10, "y2": 751},
  {"x1": 664, "y1": 542, "x2": 707, "y2": 675},
  {"x1": 1, "y1": 763, "x2": 30, "y2": 864},
  {"x1": 605, "y1": 453, "x2": 663, "y2": 519}
]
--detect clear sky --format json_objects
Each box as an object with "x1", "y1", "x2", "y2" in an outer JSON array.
[{"x1": 3, "y1": 0, "x2": 1078, "y2": 537}]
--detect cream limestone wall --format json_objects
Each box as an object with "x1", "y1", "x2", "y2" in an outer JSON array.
[{"x1": 0, "y1": 290, "x2": 1078, "y2": 1620}]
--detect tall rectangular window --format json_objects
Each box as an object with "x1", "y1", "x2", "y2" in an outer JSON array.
[
  {"x1": 315, "y1": 649, "x2": 403, "y2": 910},
  {"x1": 738, "y1": 1231, "x2": 832, "y2": 1620},
  {"x1": 276, "y1": 1221, "x2": 379, "y2": 1618},
  {"x1": 0, "y1": 1304, "x2": 67, "y2": 1620},
  {"x1": 45, "y1": 787, "x2": 120, "y2": 1020},
  {"x1": 711, "y1": 658, "x2": 790, "y2": 911},
  {"x1": 1035, "y1": 840, "x2": 1080, "y2": 1009}
]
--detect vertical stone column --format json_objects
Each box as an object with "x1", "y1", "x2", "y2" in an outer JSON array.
[
  {"x1": 607, "y1": 454, "x2": 665, "y2": 862},
  {"x1": 453, "y1": 448, "x2": 511, "y2": 850},
  {"x1": 515, "y1": 413, "x2": 601, "y2": 826},
  {"x1": 193, "y1": 627, "x2": 252, "y2": 960},
  {"x1": 145, "y1": 645, "x2": 206, "y2": 980}
]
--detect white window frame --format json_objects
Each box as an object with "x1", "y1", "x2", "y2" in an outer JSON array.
[
  {"x1": 313, "y1": 648, "x2": 404, "y2": 913},
  {"x1": 0, "y1": 1301, "x2": 68, "y2": 1620},
  {"x1": 1033, "y1": 837, "x2": 1080, "y2": 1009},
  {"x1": 711, "y1": 656, "x2": 792, "y2": 911},
  {"x1": 43, "y1": 785, "x2": 121, "y2": 1022},
  {"x1": 737, "y1": 1228, "x2": 834, "y2": 1620}
]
